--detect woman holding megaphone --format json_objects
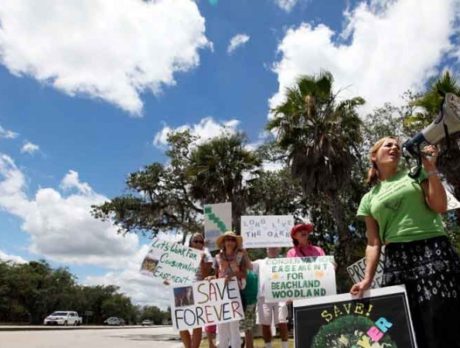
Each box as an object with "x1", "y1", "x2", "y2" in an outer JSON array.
[{"x1": 350, "y1": 136, "x2": 460, "y2": 348}]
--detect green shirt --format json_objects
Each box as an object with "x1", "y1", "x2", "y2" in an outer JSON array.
[{"x1": 357, "y1": 169, "x2": 445, "y2": 243}]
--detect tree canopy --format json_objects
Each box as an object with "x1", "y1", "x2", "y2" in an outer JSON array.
[{"x1": 0, "y1": 260, "x2": 169, "y2": 324}]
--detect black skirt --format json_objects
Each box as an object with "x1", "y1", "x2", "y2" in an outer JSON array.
[{"x1": 383, "y1": 236, "x2": 460, "y2": 348}]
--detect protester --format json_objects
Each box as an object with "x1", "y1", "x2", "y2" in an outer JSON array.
[
  {"x1": 254, "y1": 247, "x2": 289, "y2": 348},
  {"x1": 349, "y1": 136, "x2": 460, "y2": 348},
  {"x1": 240, "y1": 266, "x2": 258, "y2": 348},
  {"x1": 166, "y1": 233, "x2": 213, "y2": 348},
  {"x1": 204, "y1": 325, "x2": 216, "y2": 348},
  {"x1": 287, "y1": 223, "x2": 325, "y2": 257},
  {"x1": 213, "y1": 231, "x2": 251, "y2": 348}
]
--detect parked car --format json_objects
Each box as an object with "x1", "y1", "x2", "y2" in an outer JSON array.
[
  {"x1": 104, "y1": 317, "x2": 125, "y2": 326},
  {"x1": 43, "y1": 311, "x2": 82, "y2": 326},
  {"x1": 141, "y1": 319, "x2": 153, "y2": 326}
]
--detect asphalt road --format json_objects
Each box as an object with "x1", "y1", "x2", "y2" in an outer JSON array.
[{"x1": 0, "y1": 326, "x2": 182, "y2": 348}]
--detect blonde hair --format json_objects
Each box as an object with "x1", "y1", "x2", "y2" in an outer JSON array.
[{"x1": 366, "y1": 136, "x2": 399, "y2": 186}]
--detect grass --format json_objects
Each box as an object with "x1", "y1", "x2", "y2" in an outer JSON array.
[{"x1": 199, "y1": 337, "x2": 295, "y2": 348}]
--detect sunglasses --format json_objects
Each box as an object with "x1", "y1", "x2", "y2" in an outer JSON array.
[
  {"x1": 225, "y1": 238, "x2": 237, "y2": 242},
  {"x1": 192, "y1": 240, "x2": 204, "y2": 244}
]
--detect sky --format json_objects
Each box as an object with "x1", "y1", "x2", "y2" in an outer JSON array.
[{"x1": 0, "y1": 0, "x2": 460, "y2": 309}]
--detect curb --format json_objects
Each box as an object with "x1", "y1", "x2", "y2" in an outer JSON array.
[{"x1": 0, "y1": 325, "x2": 166, "y2": 332}]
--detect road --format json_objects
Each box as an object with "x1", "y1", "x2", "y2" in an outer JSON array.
[{"x1": 0, "y1": 326, "x2": 182, "y2": 348}]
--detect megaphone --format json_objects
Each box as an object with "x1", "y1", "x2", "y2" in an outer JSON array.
[{"x1": 403, "y1": 93, "x2": 460, "y2": 177}]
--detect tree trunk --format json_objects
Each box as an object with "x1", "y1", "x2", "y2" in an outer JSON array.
[{"x1": 326, "y1": 191, "x2": 353, "y2": 292}]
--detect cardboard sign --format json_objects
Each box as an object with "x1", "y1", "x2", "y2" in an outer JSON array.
[
  {"x1": 241, "y1": 215, "x2": 293, "y2": 248},
  {"x1": 171, "y1": 278, "x2": 244, "y2": 331},
  {"x1": 204, "y1": 202, "x2": 232, "y2": 251},
  {"x1": 347, "y1": 248, "x2": 386, "y2": 289},
  {"x1": 446, "y1": 189, "x2": 460, "y2": 211},
  {"x1": 140, "y1": 238, "x2": 202, "y2": 285},
  {"x1": 260, "y1": 256, "x2": 336, "y2": 303},
  {"x1": 293, "y1": 285, "x2": 417, "y2": 348}
]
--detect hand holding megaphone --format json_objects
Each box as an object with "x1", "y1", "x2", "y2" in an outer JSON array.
[
  {"x1": 420, "y1": 144, "x2": 439, "y2": 172},
  {"x1": 403, "y1": 93, "x2": 460, "y2": 177}
]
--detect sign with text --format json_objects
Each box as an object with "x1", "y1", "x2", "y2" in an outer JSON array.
[
  {"x1": 347, "y1": 247, "x2": 386, "y2": 289},
  {"x1": 140, "y1": 238, "x2": 202, "y2": 285},
  {"x1": 204, "y1": 202, "x2": 232, "y2": 251},
  {"x1": 241, "y1": 215, "x2": 293, "y2": 248},
  {"x1": 171, "y1": 278, "x2": 244, "y2": 331},
  {"x1": 293, "y1": 286, "x2": 417, "y2": 348},
  {"x1": 260, "y1": 256, "x2": 336, "y2": 303}
]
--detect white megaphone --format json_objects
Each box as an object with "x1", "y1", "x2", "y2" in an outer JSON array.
[{"x1": 403, "y1": 93, "x2": 460, "y2": 176}]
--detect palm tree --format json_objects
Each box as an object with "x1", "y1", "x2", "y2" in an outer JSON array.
[
  {"x1": 267, "y1": 71, "x2": 364, "y2": 268},
  {"x1": 186, "y1": 133, "x2": 262, "y2": 233},
  {"x1": 408, "y1": 71, "x2": 460, "y2": 221}
]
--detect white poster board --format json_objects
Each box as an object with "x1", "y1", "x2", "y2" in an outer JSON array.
[
  {"x1": 446, "y1": 189, "x2": 460, "y2": 210},
  {"x1": 260, "y1": 256, "x2": 336, "y2": 303},
  {"x1": 204, "y1": 202, "x2": 232, "y2": 251},
  {"x1": 241, "y1": 215, "x2": 293, "y2": 248},
  {"x1": 170, "y1": 278, "x2": 244, "y2": 331},
  {"x1": 347, "y1": 247, "x2": 386, "y2": 289},
  {"x1": 140, "y1": 238, "x2": 202, "y2": 285}
]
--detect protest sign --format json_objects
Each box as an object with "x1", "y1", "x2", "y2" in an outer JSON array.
[
  {"x1": 204, "y1": 202, "x2": 232, "y2": 251},
  {"x1": 171, "y1": 278, "x2": 244, "y2": 331},
  {"x1": 241, "y1": 215, "x2": 293, "y2": 248},
  {"x1": 260, "y1": 256, "x2": 336, "y2": 303},
  {"x1": 293, "y1": 285, "x2": 417, "y2": 348},
  {"x1": 446, "y1": 189, "x2": 460, "y2": 210},
  {"x1": 347, "y1": 247, "x2": 386, "y2": 289},
  {"x1": 140, "y1": 238, "x2": 202, "y2": 285}
]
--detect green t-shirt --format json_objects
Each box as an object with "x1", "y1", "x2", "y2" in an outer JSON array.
[{"x1": 357, "y1": 169, "x2": 445, "y2": 243}]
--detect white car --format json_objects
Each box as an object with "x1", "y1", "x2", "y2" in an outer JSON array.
[
  {"x1": 104, "y1": 317, "x2": 125, "y2": 326},
  {"x1": 43, "y1": 311, "x2": 82, "y2": 326},
  {"x1": 141, "y1": 319, "x2": 153, "y2": 326}
]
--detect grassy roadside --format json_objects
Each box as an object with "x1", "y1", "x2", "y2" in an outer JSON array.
[{"x1": 199, "y1": 337, "x2": 295, "y2": 348}]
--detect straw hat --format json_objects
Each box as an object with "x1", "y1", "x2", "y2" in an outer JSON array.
[
  {"x1": 216, "y1": 231, "x2": 243, "y2": 249},
  {"x1": 290, "y1": 223, "x2": 314, "y2": 238}
]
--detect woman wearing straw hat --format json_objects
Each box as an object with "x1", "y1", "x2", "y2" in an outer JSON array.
[{"x1": 213, "y1": 231, "x2": 251, "y2": 348}]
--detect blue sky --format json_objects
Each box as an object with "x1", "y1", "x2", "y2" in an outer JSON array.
[{"x1": 0, "y1": 0, "x2": 459, "y2": 308}]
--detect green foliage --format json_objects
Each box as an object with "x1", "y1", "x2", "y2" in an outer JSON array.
[
  {"x1": 0, "y1": 260, "x2": 166, "y2": 324},
  {"x1": 140, "y1": 305, "x2": 168, "y2": 324},
  {"x1": 311, "y1": 315, "x2": 397, "y2": 348},
  {"x1": 268, "y1": 72, "x2": 364, "y2": 197}
]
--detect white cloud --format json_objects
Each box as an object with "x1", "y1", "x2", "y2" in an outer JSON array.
[
  {"x1": 274, "y1": 0, "x2": 299, "y2": 12},
  {"x1": 0, "y1": 154, "x2": 139, "y2": 269},
  {"x1": 0, "y1": 250, "x2": 27, "y2": 264},
  {"x1": 20, "y1": 142, "x2": 39, "y2": 155},
  {"x1": 227, "y1": 34, "x2": 250, "y2": 54},
  {"x1": 153, "y1": 117, "x2": 241, "y2": 147},
  {"x1": 270, "y1": 0, "x2": 458, "y2": 116},
  {"x1": 0, "y1": 125, "x2": 18, "y2": 139},
  {"x1": 85, "y1": 269, "x2": 171, "y2": 309},
  {"x1": 0, "y1": 154, "x2": 190, "y2": 307},
  {"x1": 60, "y1": 170, "x2": 92, "y2": 195},
  {"x1": 84, "y1": 244, "x2": 173, "y2": 309},
  {"x1": 0, "y1": 0, "x2": 209, "y2": 115}
]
